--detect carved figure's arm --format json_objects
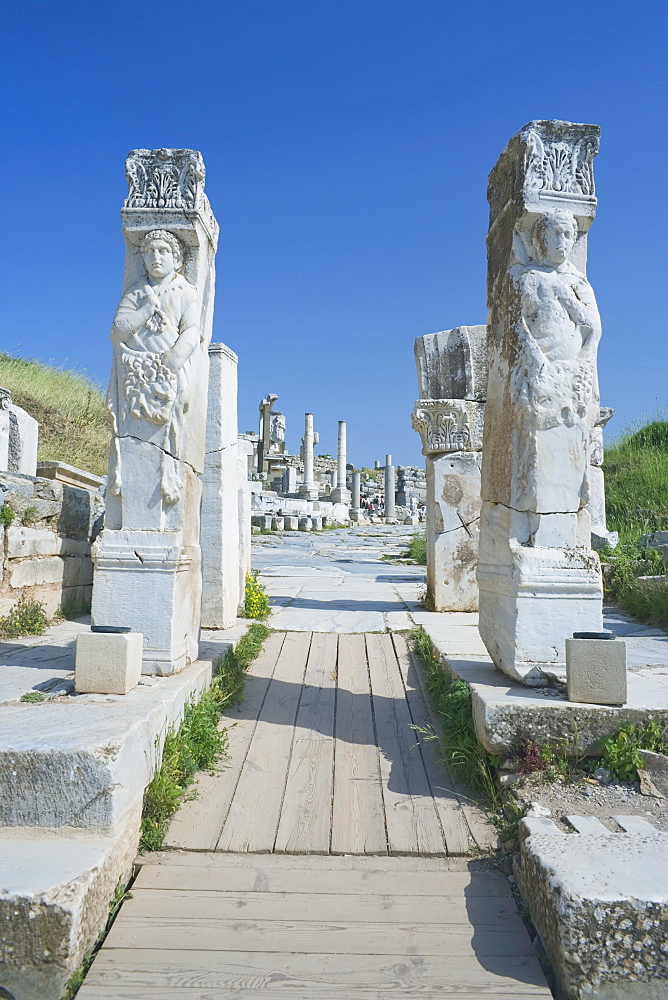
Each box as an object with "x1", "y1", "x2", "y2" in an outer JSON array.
[
  {"x1": 161, "y1": 292, "x2": 200, "y2": 372},
  {"x1": 516, "y1": 270, "x2": 549, "y2": 367},
  {"x1": 111, "y1": 290, "x2": 157, "y2": 345}
]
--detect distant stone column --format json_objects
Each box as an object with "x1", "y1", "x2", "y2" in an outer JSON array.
[
  {"x1": 331, "y1": 420, "x2": 351, "y2": 504},
  {"x1": 478, "y1": 120, "x2": 603, "y2": 686},
  {"x1": 412, "y1": 325, "x2": 487, "y2": 612},
  {"x1": 384, "y1": 455, "x2": 396, "y2": 520},
  {"x1": 299, "y1": 413, "x2": 319, "y2": 499},
  {"x1": 351, "y1": 471, "x2": 361, "y2": 508}
]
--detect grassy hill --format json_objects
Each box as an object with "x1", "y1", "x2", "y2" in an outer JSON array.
[
  {"x1": 603, "y1": 420, "x2": 668, "y2": 627},
  {"x1": 0, "y1": 353, "x2": 111, "y2": 477}
]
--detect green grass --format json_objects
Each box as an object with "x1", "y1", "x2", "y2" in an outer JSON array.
[
  {"x1": 20, "y1": 690, "x2": 47, "y2": 703},
  {"x1": 411, "y1": 627, "x2": 500, "y2": 808},
  {"x1": 0, "y1": 352, "x2": 111, "y2": 476},
  {"x1": 139, "y1": 622, "x2": 270, "y2": 852},
  {"x1": 602, "y1": 419, "x2": 668, "y2": 627},
  {"x1": 61, "y1": 880, "x2": 131, "y2": 999},
  {"x1": 407, "y1": 531, "x2": 427, "y2": 564}
]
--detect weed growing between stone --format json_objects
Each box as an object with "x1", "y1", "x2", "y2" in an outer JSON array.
[
  {"x1": 19, "y1": 691, "x2": 47, "y2": 703},
  {"x1": 139, "y1": 623, "x2": 270, "y2": 852},
  {"x1": 410, "y1": 627, "x2": 500, "y2": 808},
  {"x1": 244, "y1": 570, "x2": 271, "y2": 619},
  {"x1": 407, "y1": 531, "x2": 427, "y2": 564},
  {"x1": 61, "y1": 879, "x2": 132, "y2": 999},
  {"x1": 0, "y1": 501, "x2": 15, "y2": 528},
  {"x1": 0, "y1": 592, "x2": 48, "y2": 639},
  {"x1": 598, "y1": 720, "x2": 668, "y2": 781},
  {"x1": 20, "y1": 505, "x2": 38, "y2": 526}
]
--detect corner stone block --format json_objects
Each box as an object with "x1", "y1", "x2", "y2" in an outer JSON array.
[
  {"x1": 566, "y1": 637, "x2": 627, "y2": 705},
  {"x1": 75, "y1": 632, "x2": 143, "y2": 695}
]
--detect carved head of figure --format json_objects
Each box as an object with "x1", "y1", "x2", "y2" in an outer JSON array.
[
  {"x1": 140, "y1": 229, "x2": 183, "y2": 280},
  {"x1": 530, "y1": 210, "x2": 578, "y2": 268}
]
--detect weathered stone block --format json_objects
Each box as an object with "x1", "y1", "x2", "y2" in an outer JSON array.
[
  {"x1": 566, "y1": 636, "x2": 627, "y2": 705},
  {"x1": 75, "y1": 631, "x2": 143, "y2": 695},
  {"x1": 9, "y1": 556, "x2": 65, "y2": 589},
  {"x1": 272, "y1": 516, "x2": 285, "y2": 531},
  {"x1": 6, "y1": 526, "x2": 59, "y2": 559}
]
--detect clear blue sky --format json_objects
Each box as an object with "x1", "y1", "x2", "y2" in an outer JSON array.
[{"x1": 2, "y1": 1, "x2": 666, "y2": 468}]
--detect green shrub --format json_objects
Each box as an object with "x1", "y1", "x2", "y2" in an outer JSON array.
[
  {"x1": 0, "y1": 592, "x2": 48, "y2": 639},
  {"x1": 20, "y1": 691, "x2": 47, "y2": 703},
  {"x1": 0, "y1": 502, "x2": 15, "y2": 528},
  {"x1": 598, "y1": 720, "x2": 668, "y2": 782},
  {"x1": 244, "y1": 570, "x2": 271, "y2": 619},
  {"x1": 21, "y1": 505, "x2": 39, "y2": 526},
  {"x1": 411, "y1": 627, "x2": 500, "y2": 807},
  {"x1": 408, "y1": 531, "x2": 427, "y2": 564}
]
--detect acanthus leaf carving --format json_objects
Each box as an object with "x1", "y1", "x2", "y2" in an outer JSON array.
[
  {"x1": 124, "y1": 148, "x2": 205, "y2": 210},
  {"x1": 524, "y1": 130, "x2": 596, "y2": 200},
  {"x1": 411, "y1": 400, "x2": 480, "y2": 455}
]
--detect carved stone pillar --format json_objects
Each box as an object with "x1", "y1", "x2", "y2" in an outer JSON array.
[
  {"x1": 299, "y1": 413, "x2": 319, "y2": 499},
  {"x1": 331, "y1": 420, "x2": 351, "y2": 504},
  {"x1": 92, "y1": 148, "x2": 218, "y2": 675},
  {"x1": 384, "y1": 455, "x2": 396, "y2": 520},
  {"x1": 412, "y1": 325, "x2": 487, "y2": 611},
  {"x1": 478, "y1": 120, "x2": 603, "y2": 685}
]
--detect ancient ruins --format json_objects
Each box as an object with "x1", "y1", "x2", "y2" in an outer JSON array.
[{"x1": 1, "y1": 126, "x2": 667, "y2": 1000}]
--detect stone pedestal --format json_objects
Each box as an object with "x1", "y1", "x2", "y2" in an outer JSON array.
[
  {"x1": 75, "y1": 631, "x2": 143, "y2": 694},
  {"x1": 299, "y1": 413, "x2": 319, "y2": 499},
  {"x1": 200, "y1": 343, "x2": 241, "y2": 629},
  {"x1": 282, "y1": 466, "x2": 297, "y2": 493},
  {"x1": 412, "y1": 326, "x2": 487, "y2": 612},
  {"x1": 92, "y1": 148, "x2": 218, "y2": 675},
  {"x1": 478, "y1": 121, "x2": 603, "y2": 685},
  {"x1": 384, "y1": 454, "x2": 396, "y2": 520}
]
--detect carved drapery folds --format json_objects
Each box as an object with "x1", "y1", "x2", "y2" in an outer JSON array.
[
  {"x1": 125, "y1": 148, "x2": 205, "y2": 211},
  {"x1": 411, "y1": 399, "x2": 484, "y2": 455}
]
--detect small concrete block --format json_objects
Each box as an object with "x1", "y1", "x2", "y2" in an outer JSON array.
[
  {"x1": 566, "y1": 637, "x2": 627, "y2": 705},
  {"x1": 75, "y1": 632, "x2": 143, "y2": 695},
  {"x1": 271, "y1": 516, "x2": 285, "y2": 531}
]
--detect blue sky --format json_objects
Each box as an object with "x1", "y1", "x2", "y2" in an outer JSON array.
[{"x1": 2, "y1": 0, "x2": 666, "y2": 467}]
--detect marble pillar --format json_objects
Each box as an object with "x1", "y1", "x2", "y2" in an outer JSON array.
[
  {"x1": 478, "y1": 120, "x2": 603, "y2": 686},
  {"x1": 351, "y1": 471, "x2": 361, "y2": 509},
  {"x1": 92, "y1": 148, "x2": 218, "y2": 675},
  {"x1": 200, "y1": 343, "x2": 241, "y2": 629},
  {"x1": 331, "y1": 420, "x2": 351, "y2": 504},
  {"x1": 237, "y1": 438, "x2": 253, "y2": 613},
  {"x1": 384, "y1": 454, "x2": 396, "y2": 520},
  {"x1": 412, "y1": 325, "x2": 487, "y2": 611},
  {"x1": 299, "y1": 413, "x2": 319, "y2": 499},
  {"x1": 258, "y1": 394, "x2": 278, "y2": 474}
]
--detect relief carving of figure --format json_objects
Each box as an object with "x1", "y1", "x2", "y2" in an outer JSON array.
[
  {"x1": 107, "y1": 230, "x2": 200, "y2": 504},
  {"x1": 510, "y1": 210, "x2": 601, "y2": 511}
]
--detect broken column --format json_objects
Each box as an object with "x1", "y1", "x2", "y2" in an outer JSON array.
[
  {"x1": 588, "y1": 406, "x2": 618, "y2": 550},
  {"x1": 412, "y1": 325, "x2": 487, "y2": 611},
  {"x1": 478, "y1": 120, "x2": 604, "y2": 685},
  {"x1": 257, "y1": 394, "x2": 278, "y2": 474},
  {"x1": 384, "y1": 455, "x2": 396, "y2": 520},
  {"x1": 200, "y1": 343, "x2": 241, "y2": 629},
  {"x1": 0, "y1": 388, "x2": 39, "y2": 477},
  {"x1": 330, "y1": 420, "x2": 351, "y2": 504},
  {"x1": 92, "y1": 148, "x2": 218, "y2": 674},
  {"x1": 299, "y1": 413, "x2": 319, "y2": 499},
  {"x1": 351, "y1": 471, "x2": 361, "y2": 509}
]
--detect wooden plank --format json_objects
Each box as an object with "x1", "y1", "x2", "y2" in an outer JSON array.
[
  {"x1": 104, "y1": 917, "x2": 535, "y2": 957},
  {"x1": 80, "y1": 988, "x2": 551, "y2": 999},
  {"x1": 135, "y1": 862, "x2": 511, "y2": 897},
  {"x1": 392, "y1": 632, "x2": 471, "y2": 856},
  {"x1": 331, "y1": 633, "x2": 387, "y2": 854},
  {"x1": 407, "y1": 640, "x2": 498, "y2": 851},
  {"x1": 84, "y1": 949, "x2": 551, "y2": 995},
  {"x1": 120, "y1": 888, "x2": 523, "y2": 925},
  {"x1": 216, "y1": 631, "x2": 312, "y2": 852},
  {"x1": 274, "y1": 632, "x2": 337, "y2": 853},
  {"x1": 139, "y1": 850, "x2": 470, "y2": 872},
  {"x1": 164, "y1": 632, "x2": 286, "y2": 851},
  {"x1": 365, "y1": 633, "x2": 445, "y2": 855}
]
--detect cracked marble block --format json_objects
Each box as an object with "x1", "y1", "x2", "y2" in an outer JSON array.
[
  {"x1": 92, "y1": 148, "x2": 219, "y2": 674},
  {"x1": 412, "y1": 325, "x2": 487, "y2": 611},
  {"x1": 478, "y1": 121, "x2": 604, "y2": 685}
]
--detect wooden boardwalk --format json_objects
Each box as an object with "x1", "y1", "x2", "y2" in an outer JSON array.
[
  {"x1": 164, "y1": 631, "x2": 494, "y2": 855},
  {"x1": 78, "y1": 631, "x2": 552, "y2": 997},
  {"x1": 79, "y1": 852, "x2": 552, "y2": 998}
]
